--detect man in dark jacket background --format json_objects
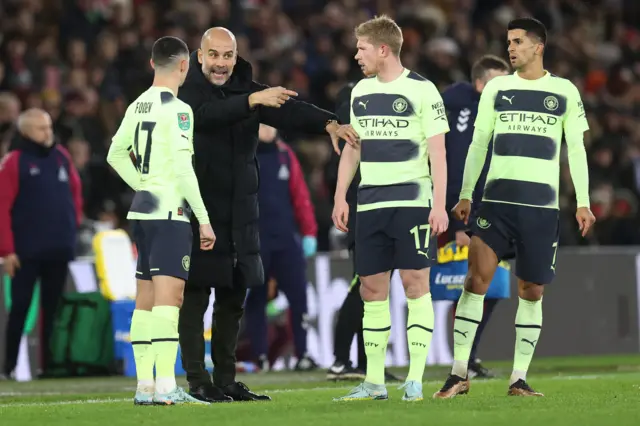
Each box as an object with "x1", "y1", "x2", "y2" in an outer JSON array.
[
  {"x1": 245, "y1": 124, "x2": 318, "y2": 372},
  {"x1": 177, "y1": 27, "x2": 341, "y2": 402},
  {"x1": 432, "y1": 55, "x2": 510, "y2": 378},
  {"x1": 0, "y1": 108, "x2": 83, "y2": 379},
  {"x1": 440, "y1": 56, "x2": 509, "y2": 248}
]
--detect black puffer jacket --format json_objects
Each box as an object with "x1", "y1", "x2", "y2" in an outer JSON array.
[{"x1": 178, "y1": 51, "x2": 336, "y2": 288}]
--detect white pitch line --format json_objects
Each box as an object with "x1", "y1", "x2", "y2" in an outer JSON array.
[
  {"x1": 0, "y1": 392, "x2": 64, "y2": 397},
  {"x1": 0, "y1": 386, "x2": 352, "y2": 408},
  {"x1": 0, "y1": 398, "x2": 130, "y2": 408},
  {"x1": 0, "y1": 372, "x2": 633, "y2": 408}
]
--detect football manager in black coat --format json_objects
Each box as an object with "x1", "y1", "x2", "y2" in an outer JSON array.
[{"x1": 177, "y1": 27, "x2": 346, "y2": 403}]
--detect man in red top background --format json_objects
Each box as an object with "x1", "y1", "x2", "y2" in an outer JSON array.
[{"x1": 0, "y1": 108, "x2": 83, "y2": 379}]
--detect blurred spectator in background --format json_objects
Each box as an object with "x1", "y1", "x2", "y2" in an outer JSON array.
[
  {"x1": 0, "y1": 92, "x2": 20, "y2": 157},
  {"x1": 0, "y1": 0, "x2": 638, "y2": 253},
  {"x1": 245, "y1": 124, "x2": 318, "y2": 373},
  {"x1": 236, "y1": 277, "x2": 297, "y2": 370},
  {"x1": 0, "y1": 108, "x2": 82, "y2": 379}
]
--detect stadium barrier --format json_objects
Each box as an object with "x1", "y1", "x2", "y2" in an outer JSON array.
[{"x1": 0, "y1": 246, "x2": 638, "y2": 381}]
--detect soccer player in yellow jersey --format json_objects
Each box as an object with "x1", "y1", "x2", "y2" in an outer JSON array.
[
  {"x1": 434, "y1": 18, "x2": 596, "y2": 399},
  {"x1": 107, "y1": 36, "x2": 214, "y2": 405},
  {"x1": 332, "y1": 15, "x2": 449, "y2": 402}
]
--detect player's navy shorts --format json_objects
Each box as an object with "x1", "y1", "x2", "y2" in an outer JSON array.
[
  {"x1": 472, "y1": 202, "x2": 559, "y2": 285},
  {"x1": 355, "y1": 207, "x2": 436, "y2": 276},
  {"x1": 131, "y1": 219, "x2": 193, "y2": 281}
]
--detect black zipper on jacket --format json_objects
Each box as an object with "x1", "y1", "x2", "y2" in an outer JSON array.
[{"x1": 220, "y1": 89, "x2": 238, "y2": 267}]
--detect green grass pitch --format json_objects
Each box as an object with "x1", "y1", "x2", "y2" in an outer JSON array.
[{"x1": 1, "y1": 355, "x2": 639, "y2": 426}]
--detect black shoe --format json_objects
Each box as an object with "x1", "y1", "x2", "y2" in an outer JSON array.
[
  {"x1": 294, "y1": 354, "x2": 318, "y2": 371},
  {"x1": 222, "y1": 382, "x2": 271, "y2": 401},
  {"x1": 189, "y1": 383, "x2": 233, "y2": 403},
  {"x1": 384, "y1": 369, "x2": 404, "y2": 382},
  {"x1": 468, "y1": 358, "x2": 494, "y2": 379},
  {"x1": 326, "y1": 361, "x2": 365, "y2": 381}
]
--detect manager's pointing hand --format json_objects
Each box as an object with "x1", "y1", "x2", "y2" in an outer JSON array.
[{"x1": 249, "y1": 87, "x2": 298, "y2": 109}]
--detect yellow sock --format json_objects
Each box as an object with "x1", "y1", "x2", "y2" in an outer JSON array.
[
  {"x1": 406, "y1": 293, "x2": 434, "y2": 382},
  {"x1": 451, "y1": 290, "x2": 485, "y2": 378},
  {"x1": 130, "y1": 309, "x2": 154, "y2": 389},
  {"x1": 151, "y1": 305, "x2": 179, "y2": 394},
  {"x1": 512, "y1": 297, "x2": 543, "y2": 385},
  {"x1": 363, "y1": 299, "x2": 391, "y2": 386}
]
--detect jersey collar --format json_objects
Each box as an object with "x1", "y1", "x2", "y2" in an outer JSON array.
[
  {"x1": 514, "y1": 70, "x2": 551, "y2": 82},
  {"x1": 376, "y1": 67, "x2": 410, "y2": 84},
  {"x1": 150, "y1": 86, "x2": 174, "y2": 95}
]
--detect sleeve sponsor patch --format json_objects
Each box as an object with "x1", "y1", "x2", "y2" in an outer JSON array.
[{"x1": 177, "y1": 112, "x2": 191, "y2": 130}]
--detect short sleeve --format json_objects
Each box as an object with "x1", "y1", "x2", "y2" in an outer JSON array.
[
  {"x1": 564, "y1": 84, "x2": 589, "y2": 134},
  {"x1": 474, "y1": 80, "x2": 498, "y2": 133},
  {"x1": 421, "y1": 81, "x2": 450, "y2": 139}
]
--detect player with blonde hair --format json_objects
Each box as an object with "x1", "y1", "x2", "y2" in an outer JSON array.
[{"x1": 332, "y1": 16, "x2": 449, "y2": 402}]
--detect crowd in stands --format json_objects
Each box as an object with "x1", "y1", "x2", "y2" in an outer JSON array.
[{"x1": 1, "y1": 0, "x2": 639, "y2": 252}]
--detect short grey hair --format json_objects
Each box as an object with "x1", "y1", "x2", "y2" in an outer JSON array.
[{"x1": 17, "y1": 108, "x2": 48, "y2": 133}]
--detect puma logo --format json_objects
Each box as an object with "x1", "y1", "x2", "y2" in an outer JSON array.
[
  {"x1": 454, "y1": 329, "x2": 468, "y2": 338},
  {"x1": 502, "y1": 95, "x2": 514, "y2": 104},
  {"x1": 417, "y1": 250, "x2": 429, "y2": 258},
  {"x1": 521, "y1": 338, "x2": 538, "y2": 348},
  {"x1": 358, "y1": 100, "x2": 369, "y2": 109}
]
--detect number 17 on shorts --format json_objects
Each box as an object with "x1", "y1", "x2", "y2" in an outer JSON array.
[
  {"x1": 396, "y1": 207, "x2": 436, "y2": 270},
  {"x1": 410, "y1": 224, "x2": 431, "y2": 258}
]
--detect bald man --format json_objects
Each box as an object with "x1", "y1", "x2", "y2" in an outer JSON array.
[
  {"x1": 176, "y1": 27, "x2": 345, "y2": 402},
  {"x1": 0, "y1": 108, "x2": 83, "y2": 379}
]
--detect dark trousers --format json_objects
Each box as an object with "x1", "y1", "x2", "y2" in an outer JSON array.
[
  {"x1": 3, "y1": 259, "x2": 68, "y2": 375},
  {"x1": 179, "y1": 285, "x2": 247, "y2": 387},
  {"x1": 333, "y1": 276, "x2": 366, "y2": 369},
  {"x1": 333, "y1": 249, "x2": 366, "y2": 369},
  {"x1": 244, "y1": 241, "x2": 308, "y2": 360}
]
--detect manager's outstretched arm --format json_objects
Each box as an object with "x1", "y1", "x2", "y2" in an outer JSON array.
[
  {"x1": 255, "y1": 82, "x2": 338, "y2": 135},
  {"x1": 178, "y1": 83, "x2": 256, "y2": 131}
]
